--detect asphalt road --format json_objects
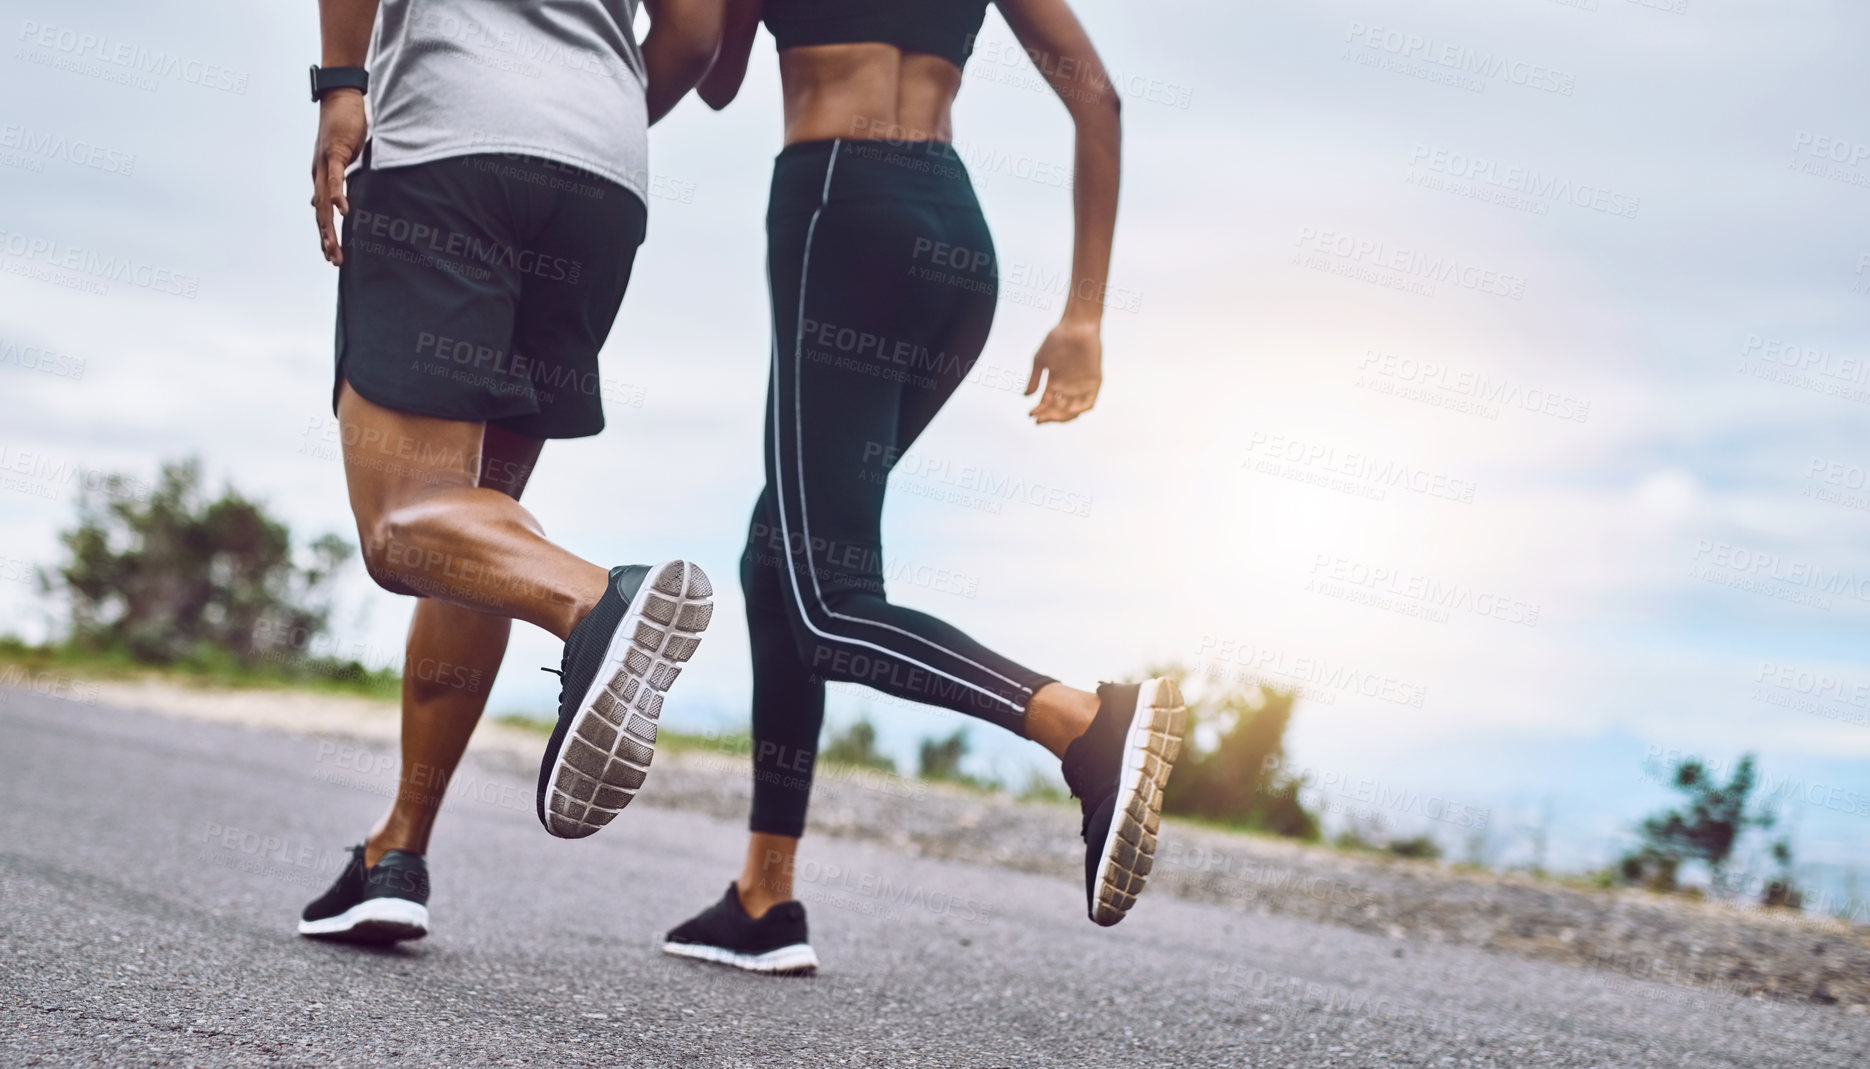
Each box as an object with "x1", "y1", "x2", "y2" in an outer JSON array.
[{"x1": 2, "y1": 691, "x2": 1865, "y2": 1068}]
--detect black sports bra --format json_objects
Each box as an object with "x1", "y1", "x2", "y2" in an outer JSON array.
[{"x1": 764, "y1": 0, "x2": 992, "y2": 69}]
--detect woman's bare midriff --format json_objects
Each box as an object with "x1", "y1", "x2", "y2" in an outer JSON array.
[{"x1": 778, "y1": 43, "x2": 965, "y2": 145}]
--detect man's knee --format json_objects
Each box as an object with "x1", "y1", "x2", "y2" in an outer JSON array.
[{"x1": 358, "y1": 506, "x2": 422, "y2": 595}]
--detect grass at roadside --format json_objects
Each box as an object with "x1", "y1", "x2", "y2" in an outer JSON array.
[
  {"x1": 493, "y1": 713, "x2": 750, "y2": 758},
  {"x1": 0, "y1": 637, "x2": 402, "y2": 702}
]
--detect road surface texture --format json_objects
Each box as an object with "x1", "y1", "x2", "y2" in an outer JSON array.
[{"x1": 2, "y1": 691, "x2": 1865, "y2": 1067}]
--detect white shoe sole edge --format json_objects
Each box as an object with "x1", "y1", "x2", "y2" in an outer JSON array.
[
  {"x1": 297, "y1": 896, "x2": 430, "y2": 942},
  {"x1": 1089, "y1": 677, "x2": 1186, "y2": 926},
  {"x1": 661, "y1": 940, "x2": 820, "y2": 975},
  {"x1": 543, "y1": 560, "x2": 713, "y2": 838}
]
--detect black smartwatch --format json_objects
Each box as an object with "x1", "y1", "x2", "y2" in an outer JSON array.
[{"x1": 309, "y1": 65, "x2": 369, "y2": 102}]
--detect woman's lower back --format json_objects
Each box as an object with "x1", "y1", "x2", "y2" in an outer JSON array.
[{"x1": 777, "y1": 44, "x2": 965, "y2": 144}]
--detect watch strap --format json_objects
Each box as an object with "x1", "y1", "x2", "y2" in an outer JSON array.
[{"x1": 309, "y1": 65, "x2": 370, "y2": 103}]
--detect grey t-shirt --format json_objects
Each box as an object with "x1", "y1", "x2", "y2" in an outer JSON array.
[{"x1": 365, "y1": 0, "x2": 649, "y2": 202}]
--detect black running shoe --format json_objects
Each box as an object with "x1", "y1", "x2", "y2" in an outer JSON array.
[
  {"x1": 538, "y1": 561, "x2": 713, "y2": 838},
  {"x1": 662, "y1": 883, "x2": 819, "y2": 975},
  {"x1": 297, "y1": 845, "x2": 431, "y2": 943},
  {"x1": 1061, "y1": 678, "x2": 1186, "y2": 927}
]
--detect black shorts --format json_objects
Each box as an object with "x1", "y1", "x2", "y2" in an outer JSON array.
[{"x1": 334, "y1": 148, "x2": 647, "y2": 439}]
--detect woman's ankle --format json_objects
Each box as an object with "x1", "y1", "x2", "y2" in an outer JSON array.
[
  {"x1": 735, "y1": 876, "x2": 792, "y2": 919},
  {"x1": 1026, "y1": 682, "x2": 1101, "y2": 759}
]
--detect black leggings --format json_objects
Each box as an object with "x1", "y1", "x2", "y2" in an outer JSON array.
[{"x1": 744, "y1": 139, "x2": 1055, "y2": 838}]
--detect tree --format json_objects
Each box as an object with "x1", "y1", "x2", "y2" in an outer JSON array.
[
  {"x1": 1157, "y1": 667, "x2": 1319, "y2": 839},
  {"x1": 1617, "y1": 754, "x2": 1775, "y2": 892},
  {"x1": 918, "y1": 728, "x2": 972, "y2": 783},
  {"x1": 823, "y1": 718, "x2": 895, "y2": 773},
  {"x1": 47, "y1": 459, "x2": 354, "y2": 667},
  {"x1": 1761, "y1": 837, "x2": 1803, "y2": 910}
]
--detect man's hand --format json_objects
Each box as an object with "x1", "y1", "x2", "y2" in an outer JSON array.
[
  {"x1": 311, "y1": 90, "x2": 367, "y2": 266},
  {"x1": 1024, "y1": 319, "x2": 1103, "y2": 424}
]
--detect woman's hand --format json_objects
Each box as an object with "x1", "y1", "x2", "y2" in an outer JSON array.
[
  {"x1": 310, "y1": 90, "x2": 368, "y2": 266},
  {"x1": 1024, "y1": 319, "x2": 1102, "y2": 424}
]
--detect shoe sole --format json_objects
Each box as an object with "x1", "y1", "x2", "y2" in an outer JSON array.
[
  {"x1": 297, "y1": 897, "x2": 430, "y2": 943},
  {"x1": 540, "y1": 560, "x2": 713, "y2": 838},
  {"x1": 661, "y1": 940, "x2": 819, "y2": 975},
  {"x1": 1089, "y1": 677, "x2": 1186, "y2": 927}
]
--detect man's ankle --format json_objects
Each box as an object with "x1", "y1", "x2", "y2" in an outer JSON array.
[{"x1": 364, "y1": 831, "x2": 420, "y2": 868}]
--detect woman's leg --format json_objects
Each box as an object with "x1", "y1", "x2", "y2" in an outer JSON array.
[
  {"x1": 736, "y1": 488, "x2": 823, "y2": 915},
  {"x1": 363, "y1": 425, "x2": 542, "y2": 866},
  {"x1": 761, "y1": 194, "x2": 1055, "y2": 736},
  {"x1": 889, "y1": 220, "x2": 1103, "y2": 761}
]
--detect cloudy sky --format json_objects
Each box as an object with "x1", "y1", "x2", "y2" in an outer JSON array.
[{"x1": 2, "y1": 0, "x2": 1866, "y2": 898}]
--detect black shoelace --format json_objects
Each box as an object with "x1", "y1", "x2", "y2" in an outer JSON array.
[{"x1": 541, "y1": 665, "x2": 566, "y2": 709}]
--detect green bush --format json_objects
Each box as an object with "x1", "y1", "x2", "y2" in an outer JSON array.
[
  {"x1": 918, "y1": 728, "x2": 969, "y2": 781},
  {"x1": 1615, "y1": 753, "x2": 1775, "y2": 893},
  {"x1": 1387, "y1": 835, "x2": 1443, "y2": 861},
  {"x1": 1156, "y1": 666, "x2": 1319, "y2": 840},
  {"x1": 48, "y1": 458, "x2": 354, "y2": 668},
  {"x1": 823, "y1": 718, "x2": 895, "y2": 773}
]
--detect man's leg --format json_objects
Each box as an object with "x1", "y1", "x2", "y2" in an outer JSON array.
[
  {"x1": 337, "y1": 382, "x2": 608, "y2": 641},
  {"x1": 362, "y1": 425, "x2": 541, "y2": 867}
]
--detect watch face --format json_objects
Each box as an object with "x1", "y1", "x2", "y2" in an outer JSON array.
[{"x1": 309, "y1": 65, "x2": 320, "y2": 102}]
